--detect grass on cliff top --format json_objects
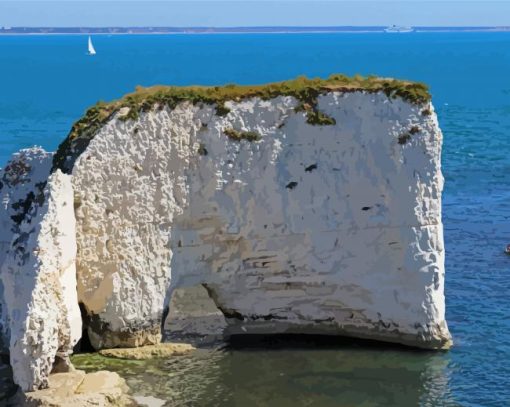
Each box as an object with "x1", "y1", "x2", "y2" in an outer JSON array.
[{"x1": 52, "y1": 74, "x2": 430, "y2": 172}]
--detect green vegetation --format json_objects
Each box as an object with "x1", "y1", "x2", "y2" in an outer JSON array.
[
  {"x1": 398, "y1": 133, "x2": 411, "y2": 145},
  {"x1": 295, "y1": 101, "x2": 336, "y2": 126},
  {"x1": 72, "y1": 352, "x2": 145, "y2": 374},
  {"x1": 306, "y1": 109, "x2": 336, "y2": 126},
  {"x1": 224, "y1": 128, "x2": 261, "y2": 142},
  {"x1": 52, "y1": 74, "x2": 431, "y2": 172},
  {"x1": 409, "y1": 126, "x2": 421, "y2": 135},
  {"x1": 215, "y1": 104, "x2": 231, "y2": 116},
  {"x1": 398, "y1": 126, "x2": 421, "y2": 145}
]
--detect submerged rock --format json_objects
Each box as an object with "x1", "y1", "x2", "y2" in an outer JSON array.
[
  {"x1": 98, "y1": 343, "x2": 194, "y2": 360},
  {"x1": 132, "y1": 395, "x2": 166, "y2": 407}
]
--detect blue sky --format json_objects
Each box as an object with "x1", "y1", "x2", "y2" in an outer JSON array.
[{"x1": 1, "y1": 1, "x2": 509, "y2": 27}]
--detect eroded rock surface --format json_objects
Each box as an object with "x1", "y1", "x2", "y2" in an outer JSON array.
[
  {"x1": 70, "y1": 91, "x2": 451, "y2": 350},
  {"x1": 164, "y1": 285, "x2": 228, "y2": 344},
  {"x1": 9, "y1": 370, "x2": 134, "y2": 406},
  {"x1": 0, "y1": 147, "x2": 53, "y2": 353},
  {"x1": 99, "y1": 343, "x2": 194, "y2": 360},
  {"x1": 0, "y1": 79, "x2": 452, "y2": 397},
  {"x1": 1, "y1": 170, "x2": 81, "y2": 391}
]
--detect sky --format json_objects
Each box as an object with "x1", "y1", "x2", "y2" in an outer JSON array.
[{"x1": 1, "y1": 1, "x2": 510, "y2": 27}]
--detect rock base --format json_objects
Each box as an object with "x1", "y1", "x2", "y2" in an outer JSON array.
[
  {"x1": 87, "y1": 323, "x2": 162, "y2": 351},
  {"x1": 9, "y1": 370, "x2": 135, "y2": 406},
  {"x1": 164, "y1": 285, "x2": 228, "y2": 346},
  {"x1": 98, "y1": 343, "x2": 194, "y2": 360}
]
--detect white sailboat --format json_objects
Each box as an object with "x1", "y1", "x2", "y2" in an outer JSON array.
[{"x1": 87, "y1": 36, "x2": 96, "y2": 55}]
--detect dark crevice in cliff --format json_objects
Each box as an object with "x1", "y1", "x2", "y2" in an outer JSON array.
[
  {"x1": 74, "y1": 303, "x2": 95, "y2": 353},
  {"x1": 304, "y1": 163, "x2": 317, "y2": 172},
  {"x1": 10, "y1": 181, "x2": 46, "y2": 225},
  {"x1": 398, "y1": 125, "x2": 422, "y2": 145}
]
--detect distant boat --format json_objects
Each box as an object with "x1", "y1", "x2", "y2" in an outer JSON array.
[
  {"x1": 384, "y1": 25, "x2": 414, "y2": 33},
  {"x1": 87, "y1": 36, "x2": 96, "y2": 55}
]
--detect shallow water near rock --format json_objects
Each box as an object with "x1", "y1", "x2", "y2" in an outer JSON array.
[
  {"x1": 68, "y1": 337, "x2": 456, "y2": 406},
  {"x1": 1, "y1": 32, "x2": 510, "y2": 405}
]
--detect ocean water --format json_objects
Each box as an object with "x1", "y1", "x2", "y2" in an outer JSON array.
[{"x1": 1, "y1": 33, "x2": 510, "y2": 405}]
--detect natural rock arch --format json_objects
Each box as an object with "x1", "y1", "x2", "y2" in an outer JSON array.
[
  {"x1": 70, "y1": 91, "x2": 450, "y2": 351},
  {"x1": 0, "y1": 77, "x2": 453, "y2": 392},
  {"x1": 163, "y1": 284, "x2": 227, "y2": 344}
]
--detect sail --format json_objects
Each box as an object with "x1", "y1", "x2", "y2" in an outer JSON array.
[{"x1": 88, "y1": 36, "x2": 96, "y2": 55}]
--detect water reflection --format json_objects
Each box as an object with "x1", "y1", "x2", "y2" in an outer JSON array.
[{"x1": 70, "y1": 335, "x2": 457, "y2": 407}]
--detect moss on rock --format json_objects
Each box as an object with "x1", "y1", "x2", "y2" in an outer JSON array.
[
  {"x1": 52, "y1": 74, "x2": 431, "y2": 173},
  {"x1": 398, "y1": 126, "x2": 421, "y2": 145},
  {"x1": 98, "y1": 343, "x2": 194, "y2": 360},
  {"x1": 224, "y1": 128, "x2": 261, "y2": 142},
  {"x1": 306, "y1": 110, "x2": 336, "y2": 126}
]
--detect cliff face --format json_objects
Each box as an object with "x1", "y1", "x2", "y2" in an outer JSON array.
[
  {"x1": 70, "y1": 89, "x2": 449, "y2": 350},
  {"x1": 1, "y1": 168, "x2": 81, "y2": 391},
  {"x1": 0, "y1": 75, "x2": 451, "y2": 391},
  {"x1": 0, "y1": 148, "x2": 53, "y2": 354}
]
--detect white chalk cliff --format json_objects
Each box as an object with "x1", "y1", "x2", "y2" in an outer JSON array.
[
  {"x1": 0, "y1": 148, "x2": 53, "y2": 355},
  {"x1": 0, "y1": 76, "x2": 452, "y2": 393},
  {"x1": 1, "y1": 168, "x2": 81, "y2": 391}
]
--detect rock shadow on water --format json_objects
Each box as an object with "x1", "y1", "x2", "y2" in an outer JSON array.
[
  {"x1": 217, "y1": 334, "x2": 456, "y2": 406},
  {"x1": 70, "y1": 333, "x2": 456, "y2": 407},
  {"x1": 226, "y1": 332, "x2": 440, "y2": 350}
]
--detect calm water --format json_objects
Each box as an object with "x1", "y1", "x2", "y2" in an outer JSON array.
[{"x1": 1, "y1": 33, "x2": 510, "y2": 405}]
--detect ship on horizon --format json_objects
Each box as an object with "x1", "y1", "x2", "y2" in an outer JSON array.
[{"x1": 384, "y1": 25, "x2": 414, "y2": 33}]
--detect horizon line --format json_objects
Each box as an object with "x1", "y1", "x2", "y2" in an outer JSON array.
[{"x1": 2, "y1": 25, "x2": 510, "y2": 28}]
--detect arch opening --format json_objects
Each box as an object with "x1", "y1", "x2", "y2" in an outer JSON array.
[{"x1": 162, "y1": 284, "x2": 227, "y2": 347}]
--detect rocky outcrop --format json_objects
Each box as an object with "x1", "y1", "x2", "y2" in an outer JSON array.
[
  {"x1": 164, "y1": 285, "x2": 227, "y2": 344},
  {"x1": 98, "y1": 343, "x2": 194, "y2": 360},
  {"x1": 9, "y1": 370, "x2": 134, "y2": 406},
  {"x1": 1, "y1": 170, "x2": 81, "y2": 391},
  {"x1": 0, "y1": 148, "x2": 53, "y2": 353},
  {"x1": 0, "y1": 75, "x2": 452, "y2": 396},
  {"x1": 64, "y1": 76, "x2": 450, "y2": 350}
]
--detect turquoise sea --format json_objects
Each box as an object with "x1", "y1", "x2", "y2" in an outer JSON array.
[{"x1": 1, "y1": 33, "x2": 510, "y2": 405}]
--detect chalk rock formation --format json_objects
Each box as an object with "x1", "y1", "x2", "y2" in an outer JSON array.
[
  {"x1": 59, "y1": 77, "x2": 451, "y2": 350},
  {"x1": 164, "y1": 285, "x2": 227, "y2": 344},
  {"x1": 0, "y1": 147, "x2": 53, "y2": 353},
  {"x1": 10, "y1": 370, "x2": 134, "y2": 406},
  {"x1": 98, "y1": 342, "x2": 193, "y2": 360},
  {"x1": 1, "y1": 170, "x2": 81, "y2": 391}
]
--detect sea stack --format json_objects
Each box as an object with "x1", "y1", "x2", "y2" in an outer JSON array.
[{"x1": 0, "y1": 75, "x2": 451, "y2": 392}]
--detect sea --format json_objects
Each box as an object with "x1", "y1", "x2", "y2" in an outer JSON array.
[{"x1": 0, "y1": 33, "x2": 509, "y2": 406}]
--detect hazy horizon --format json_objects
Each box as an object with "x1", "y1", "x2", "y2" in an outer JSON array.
[{"x1": 1, "y1": 1, "x2": 510, "y2": 27}]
